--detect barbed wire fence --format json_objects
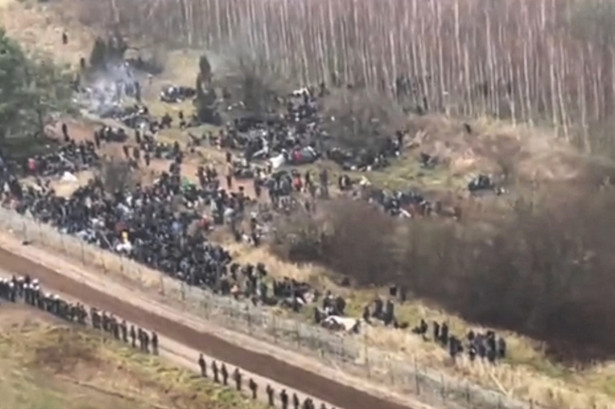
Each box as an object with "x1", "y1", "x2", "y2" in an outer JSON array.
[{"x1": 0, "y1": 207, "x2": 546, "y2": 409}]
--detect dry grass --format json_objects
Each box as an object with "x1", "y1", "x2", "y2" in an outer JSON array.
[
  {"x1": 0, "y1": 304, "x2": 263, "y2": 409},
  {"x1": 360, "y1": 114, "x2": 605, "y2": 196},
  {"x1": 223, "y1": 240, "x2": 615, "y2": 409},
  {"x1": 0, "y1": 0, "x2": 94, "y2": 68}
]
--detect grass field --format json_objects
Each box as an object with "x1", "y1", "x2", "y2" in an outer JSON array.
[{"x1": 0, "y1": 305, "x2": 262, "y2": 409}]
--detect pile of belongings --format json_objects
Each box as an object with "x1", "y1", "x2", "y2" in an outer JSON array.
[
  {"x1": 160, "y1": 85, "x2": 196, "y2": 103},
  {"x1": 327, "y1": 147, "x2": 390, "y2": 171},
  {"x1": 285, "y1": 146, "x2": 319, "y2": 165},
  {"x1": 232, "y1": 159, "x2": 262, "y2": 179},
  {"x1": 25, "y1": 141, "x2": 99, "y2": 177},
  {"x1": 468, "y1": 174, "x2": 495, "y2": 192},
  {"x1": 97, "y1": 126, "x2": 128, "y2": 143},
  {"x1": 367, "y1": 188, "x2": 432, "y2": 217}
]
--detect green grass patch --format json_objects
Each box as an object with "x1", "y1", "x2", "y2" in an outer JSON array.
[{"x1": 0, "y1": 309, "x2": 265, "y2": 409}]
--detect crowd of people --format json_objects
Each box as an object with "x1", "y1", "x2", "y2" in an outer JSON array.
[
  {"x1": 412, "y1": 319, "x2": 507, "y2": 363},
  {"x1": 5, "y1": 142, "x2": 335, "y2": 317},
  {"x1": 0, "y1": 274, "x2": 158, "y2": 353},
  {"x1": 0, "y1": 51, "x2": 502, "y2": 370},
  {"x1": 24, "y1": 137, "x2": 99, "y2": 179},
  {"x1": 197, "y1": 350, "x2": 332, "y2": 409},
  {"x1": 0, "y1": 274, "x2": 334, "y2": 409},
  {"x1": 1, "y1": 106, "x2": 483, "y2": 356}
]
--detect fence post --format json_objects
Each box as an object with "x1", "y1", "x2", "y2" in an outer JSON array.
[
  {"x1": 414, "y1": 357, "x2": 420, "y2": 395},
  {"x1": 100, "y1": 249, "x2": 107, "y2": 273},
  {"x1": 465, "y1": 382, "x2": 470, "y2": 404},
  {"x1": 440, "y1": 374, "x2": 445, "y2": 400},
  {"x1": 295, "y1": 321, "x2": 301, "y2": 347},
  {"x1": 138, "y1": 266, "x2": 143, "y2": 288},
  {"x1": 272, "y1": 315, "x2": 278, "y2": 343},
  {"x1": 202, "y1": 296, "x2": 210, "y2": 319},
  {"x1": 246, "y1": 305, "x2": 252, "y2": 334},
  {"x1": 159, "y1": 273, "x2": 165, "y2": 296},
  {"x1": 21, "y1": 221, "x2": 27, "y2": 241},
  {"x1": 364, "y1": 332, "x2": 370, "y2": 377}
]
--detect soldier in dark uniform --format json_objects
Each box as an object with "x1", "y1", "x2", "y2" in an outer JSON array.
[
  {"x1": 23, "y1": 284, "x2": 31, "y2": 304},
  {"x1": 142, "y1": 330, "x2": 150, "y2": 353},
  {"x1": 151, "y1": 331, "x2": 158, "y2": 354},
  {"x1": 212, "y1": 361, "x2": 219, "y2": 383},
  {"x1": 51, "y1": 295, "x2": 60, "y2": 315},
  {"x1": 8, "y1": 281, "x2": 16, "y2": 302},
  {"x1": 112, "y1": 318, "x2": 120, "y2": 339},
  {"x1": 130, "y1": 325, "x2": 137, "y2": 347},
  {"x1": 280, "y1": 388, "x2": 288, "y2": 409},
  {"x1": 293, "y1": 393, "x2": 300, "y2": 409},
  {"x1": 248, "y1": 378, "x2": 257, "y2": 399},
  {"x1": 266, "y1": 384, "x2": 275, "y2": 406},
  {"x1": 62, "y1": 31, "x2": 68, "y2": 44},
  {"x1": 233, "y1": 368, "x2": 242, "y2": 391},
  {"x1": 102, "y1": 312, "x2": 109, "y2": 332},
  {"x1": 120, "y1": 320, "x2": 128, "y2": 342},
  {"x1": 198, "y1": 354, "x2": 206, "y2": 377},
  {"x1": 137, "y1": 328, "x2": 143, "y2": 350},
  {"x1": 221, "y1": 363, "x2": 228, "y2": 386},
  {"x1": 91, "y1": 308, "x2": 100, "y2": 329},
  {"x1": 33, "y1": 285, "x2": 41, "y2": 308}
]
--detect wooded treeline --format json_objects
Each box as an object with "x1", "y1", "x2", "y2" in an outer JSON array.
[{"x1": 80, "y1": 0, "x2": 615, "y2": 154}]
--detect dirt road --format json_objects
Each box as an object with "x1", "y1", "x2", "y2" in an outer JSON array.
[
  {"x1": 0, "y1": 245, "x2": 418, "y2": 409},
  {"x1": 0, "y1": 270, "x2": 337, "y2": 409}
]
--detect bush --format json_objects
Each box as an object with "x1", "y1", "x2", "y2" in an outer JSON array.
[
  {"x1": 320, "y1": 199, "x2": 399, "y2": 285},
  {"x1": 217, "y1": 43, "x2": 287, "y2": 115},
  {"x1": 322, "y1": 89, "x2": 406, "y2": 151},
  {"x1": 271, "y1": 211, "x2": 327, "y2": 263},
  {"x1": 272, "y1": 192, "x2": 615, "y2": 360}
]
